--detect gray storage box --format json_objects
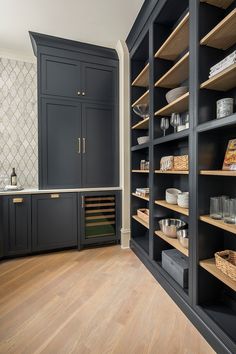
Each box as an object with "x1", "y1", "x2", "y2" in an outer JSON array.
[{"x1": 162, "y1": 249, "x2": 189, "y2": 288}]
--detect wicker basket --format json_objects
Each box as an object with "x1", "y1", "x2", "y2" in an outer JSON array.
[
  {"x1": 215, "y1": 250, "x2": 236, "y2": 281},
  {"x1": 173, "y1": 155, "x2": 189, "y2": 171}
]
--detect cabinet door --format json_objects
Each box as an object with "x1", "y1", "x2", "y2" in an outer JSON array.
[
  {"x1": 32, "y1": 193, "x2": 77, "y2": 252},
  {"x1": 3, "y1": 195, "x2": 31, "y2": 256},
  {"x1": 41, "y1": 55, "x2": 81, "y2": 99},
  {"x1": 80, "y1": 191, "x2": 121, "y2": 245},
  {"x1": 81, "y1": 62, "x2": 117, "y2": 103},
  {"x1": 81, "y1": 103, "x2": 119, "y2": 187},
  {"x1": 40, "y1": 98, "x2": 82, "y2": 188}
]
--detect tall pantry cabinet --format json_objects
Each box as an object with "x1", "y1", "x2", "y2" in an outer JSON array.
[{"x1": 30, "y1": 32, "x2": 119, "y2": 189}]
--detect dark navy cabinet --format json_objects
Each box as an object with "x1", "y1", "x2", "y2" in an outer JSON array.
[
  {"x1": 32, "y1": 193, "x2": 78, "y2": 252},
  {"x1": 3, "y1": 195, "x2": 31, "y2": 256}
]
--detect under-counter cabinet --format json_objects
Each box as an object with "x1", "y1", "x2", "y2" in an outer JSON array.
[
  {"x1": 32, "y1": 193, "x2": 78, "y2": 252},
  {"x1": 3, "y1": 195, "x2": 31, "y2": 256}
]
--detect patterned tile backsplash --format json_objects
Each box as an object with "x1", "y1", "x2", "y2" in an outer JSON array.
[{"x1": 0, "y1": 57, "x2": 38, "y2": 188}]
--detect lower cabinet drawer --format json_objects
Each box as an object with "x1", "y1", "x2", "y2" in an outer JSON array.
[
  {"x1": 32, "y1": 193, "x2": 78, "y2": 251},
  {"x1": 3, "y1": 195, "x2": 31, "y2": 256}
]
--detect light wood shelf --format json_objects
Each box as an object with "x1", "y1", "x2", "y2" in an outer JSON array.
[
  {"x1": 200, "y1": 170, "x2": 236, "y2": 176},
  {"x1": 154, "y1": 92, "x2": 189, "y2": 116},
  {"x1": 132, "y1": 170, "x2": 149, "y2": 173},
  {"x1": 154, "y1": 12, "x2": 189, "y2": 61},
  {"x1": 200, "y1": 215, "x2": 236, "y2": 234},
  {"x1": 200, "y1": 258, "x2": 236, "y2": 292},
  {"x1": 155, "y1": 200, "x2": 189, "y2": 216},
  {"x1": 131, "y1": 117, "x2": 149, "y2": 130},
  {"x1": 132, "y1": 215, "x2": 149, "y2": 229},
  {"x1": 132, "y1": 90, "x2": 149, "y2": 107},
  {"x1": 200, "y1": 63, "x2": 236, "y2": 91},
  {"x1": 132, "y1": 63, "x2": 149, "y2": 87},
  {"x1": 200, "y1": 0, "x2": 234, "y2": 9},
  {"x1": 155, "y1": 52, "x2": 189, "y2": 89},
  {"x1": 132, "y1": 193, "x2": 149, "y2": 202},
  {"x1": 155, "y1": 230, "x2": 189, "y2": 256},
  {"x1": 200, "y1": 8, "x2": 236, "y2": 50},
  {"x1": 155, "y1": 170, "x2": 189, "y2": 175}
]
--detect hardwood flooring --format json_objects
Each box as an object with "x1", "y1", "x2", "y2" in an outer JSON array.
[{"x1": 0, "y1": 246, "x2": 215, "y2": 354}]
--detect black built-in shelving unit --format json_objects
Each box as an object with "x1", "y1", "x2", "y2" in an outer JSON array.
[{"x1": 128, "y1": 1, "x2": 236, "y2": 353}]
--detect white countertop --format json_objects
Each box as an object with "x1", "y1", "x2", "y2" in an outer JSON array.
[{"x1": 0, "y1": 186, "x2": 122, "y2": 196}]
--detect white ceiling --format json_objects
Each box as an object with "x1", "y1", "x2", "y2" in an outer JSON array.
[{"x1": 0, "y1": 0, "x2": 144, "y2": 61}]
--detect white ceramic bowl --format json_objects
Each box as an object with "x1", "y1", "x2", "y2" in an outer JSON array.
[
  {"x1": 166, "y1": 86, "x2": 188, "y2": 104},
  {"x1": 177, "y1": 192, "x2": 189, "y2": 208},
  {"x1": 137, "y1": 136, "x2": 149, "y2": 145},
  {"x1": 166, "y1": 188, "x2": 181, "y2": 204}
]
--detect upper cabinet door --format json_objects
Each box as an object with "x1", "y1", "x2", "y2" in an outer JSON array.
[
  {"x1": 81, "y1": 103, "x2": 119, "y2": 187},
  {"x1": 41, "y1": 55, "x2": 81, "y2": 99},
  {"x1": 81, "y1": 62, "x2": 117, "y2": 103},
  {"x1": 40, "y1": 98, "x2": 82, "y2": 189}
]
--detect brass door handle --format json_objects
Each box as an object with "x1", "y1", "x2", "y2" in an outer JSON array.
[
  {"x1": 83, "y1": 138, "x2": 86, "y2": 153},
  {"x1": 51, "y1": 194, "x2": 60, "y2": 199},
  {"x1": 77, "y1": 138, "x2": 81, "y2": 154},
  {"x1": 13, "y1": 198, "x2": 23, "y2": 204}
]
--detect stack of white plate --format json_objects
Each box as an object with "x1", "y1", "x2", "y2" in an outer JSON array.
[{"x1": 166, "y1": 188, "x2": 181, "y2": 204}]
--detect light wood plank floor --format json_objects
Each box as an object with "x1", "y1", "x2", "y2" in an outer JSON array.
[{"x1": 0, "y1": 246, "x2": 215, "y2": 354}]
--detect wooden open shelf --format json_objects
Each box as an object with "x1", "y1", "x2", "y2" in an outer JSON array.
[
  {"x1": 131, "y1": 117, "x2": 149, "y2": 130},
  {"x1": 132, "y1": 170, "x2": 149, "y2": 173},
  {"x1": 132, "y1": 215, "x2": 149, "y2": 229},
  {"x1": 155, "y1": 200, "x2": 189, "y2": 216},
  {"x1": 132, "y1": 90, "x2": 149, "y2": 107},
  {"x1": 200, "y1": 170, "x2": 236, "y2": 176},
  {"x1": 155, "y1": 230, "x2": 189, "y2": 257},
  {"x1": 132, "y1": 192, "x2": 149, "y2": 202},
  {"x1": 154, "y1": 12, "x2": 189, "y2": 61},
  {"x1": 154, "y1": 92, "x2": 189, "y2": 116},
  {"x1": 155, "y1": 170, "x2": 189, "y2": 175},
  {"x1": 200, "y1": 0, "x2": 234, "y2": 9},
  {"x1": 155, "y1": 52, "x2": 189, "y2": 89},
  {"x1": 200, "y1": 63, "x2": 236, "y2": 91},
  {"x1": 132, "y1": 63, "x2": 149, "y2": 87},
  {"x1": 200, "y1": 215, "x2": 236, "y2": 234},
  {"x1": 200, "y1": 9, "x2": 236, "y2": 50},
  {"x1": 200, "y1": 258, "x2": 236, "y2": 292}
]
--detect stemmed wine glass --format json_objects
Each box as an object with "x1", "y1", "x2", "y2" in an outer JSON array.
[
  {"x1": 170, "y1": 113, "x2": 181, "y2": 133},
  {"x1": 160, "y1": 118, "x2": 169, "y2": 137}
]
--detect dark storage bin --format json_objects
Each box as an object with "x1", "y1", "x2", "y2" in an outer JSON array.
[{"x1": 162, "y1": 249, "x2": 189, "y2": 288}]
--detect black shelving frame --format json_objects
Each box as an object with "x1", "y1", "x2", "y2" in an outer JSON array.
[{"x1": 128, "y1": 1, "x2": 236, "y2": 353}]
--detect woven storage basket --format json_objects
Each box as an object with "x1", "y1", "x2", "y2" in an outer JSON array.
[
  {"x1": 173, "y1": 155, "x2": 189, "y2": 171},
  {"x1": 215, "y1": 250, "x2": 236, "y2": 281}
]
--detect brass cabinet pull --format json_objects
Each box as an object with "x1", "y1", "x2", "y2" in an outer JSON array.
[
  {"x1": 51, "y1": 194, "x2": 60, "y2": 199},
  {"x1": 83, "y1": 138, "x2": 86, "y2": 154},
  {"x1": 77, "y1": 138, "x2": 81, "y2": 154},
  {"x1": 13, "y1": 198, "x2": 23, "y2": 204}
]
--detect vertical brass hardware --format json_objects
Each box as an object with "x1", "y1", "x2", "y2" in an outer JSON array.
[
  {"x1": 77, "y1": 138, "x2": 81, "y2": 154},
  {"x1": 83, "y1": 138, "x2": 86, "y2": 153},
  {"x1": 51, "y1": 194, "x2": 60, "y2": 199},
  {"x1": 82, "y1": 92, "x2": 85, "y2": 96},
  {"x1": 81, "y1": 196, "x2": 84, "y2": 208},
  {"x1": 77, "y1": 91, "x2": 81, "y2": 96},
  {"x1": 13, "y1": 198, "x2": 23, "y2": 204}
]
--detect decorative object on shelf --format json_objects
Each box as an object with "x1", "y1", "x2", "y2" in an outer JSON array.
[
  {"x1": 173, "y1": 155, "x2": 189, "y2": 171},
  {"x1": 177, "y1": 229, "x2": 189, "y2": 249},
  {"x1": 137, "y1": 208, "x2": 149, "y2": 224},
  {"x1": 177, "y1": 192, "x2": 189, "y2": 208},
  {"x1": 133, "y1": 104, "x2": 149, "y2": 119},
  {"x1": 160, "y1": 117, "x2": 169, "y2": 136},
  {"x1": 215, "y1": 250, "x2": 236, "y2": 281},
  {"x1": 184, "y1": 112, "x2": 190, "y2": 129},
  {"x1": 137, "y1": 136, "x2": 149, "y2": 145},
  {"x1": 160, "y1": 156, "x2": 174, "y2": 171},
  {"x1": 166, "y1": 86, "x2": 188, "y2": 104},
  {"x1": 216, "y1": 98, "x2": 234, "y2": 119},
  {"x1": 170, "y1": 113, "x2": 181, "y2": 133},
  {"x1": 140, "y1": 160, "x2": 149, "y2": 170},
  {"x1": 223, "y1": 139, "x2": 236, "y2": 170},
  {"x1": 162, "y1": 249, "x2": 189, "y2": 288},
  {"x1": 165, "y1": 188, "x2": 181, "y2": 204},
  {"x1": 209, "y1": 51, "x2": 236, "y2": 78},
  {"x1": 135, "y1": 188, "x2": 149, "y2": 198},
  {"x1": 159, "y1": 218, "x2": 186, "y2": 238}
]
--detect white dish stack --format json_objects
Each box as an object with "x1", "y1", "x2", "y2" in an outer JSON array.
[{"x1": 209, "y1": 51, "x2": 236, "y2": 78}]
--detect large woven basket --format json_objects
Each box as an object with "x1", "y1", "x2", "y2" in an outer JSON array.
[{"x1": 215, "y1": 250, "x2": 236, "y2": 281}]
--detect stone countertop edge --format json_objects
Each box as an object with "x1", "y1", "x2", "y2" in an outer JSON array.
[{"x1": 0, "y1": 187, "x2": 122, "y2": 196}]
